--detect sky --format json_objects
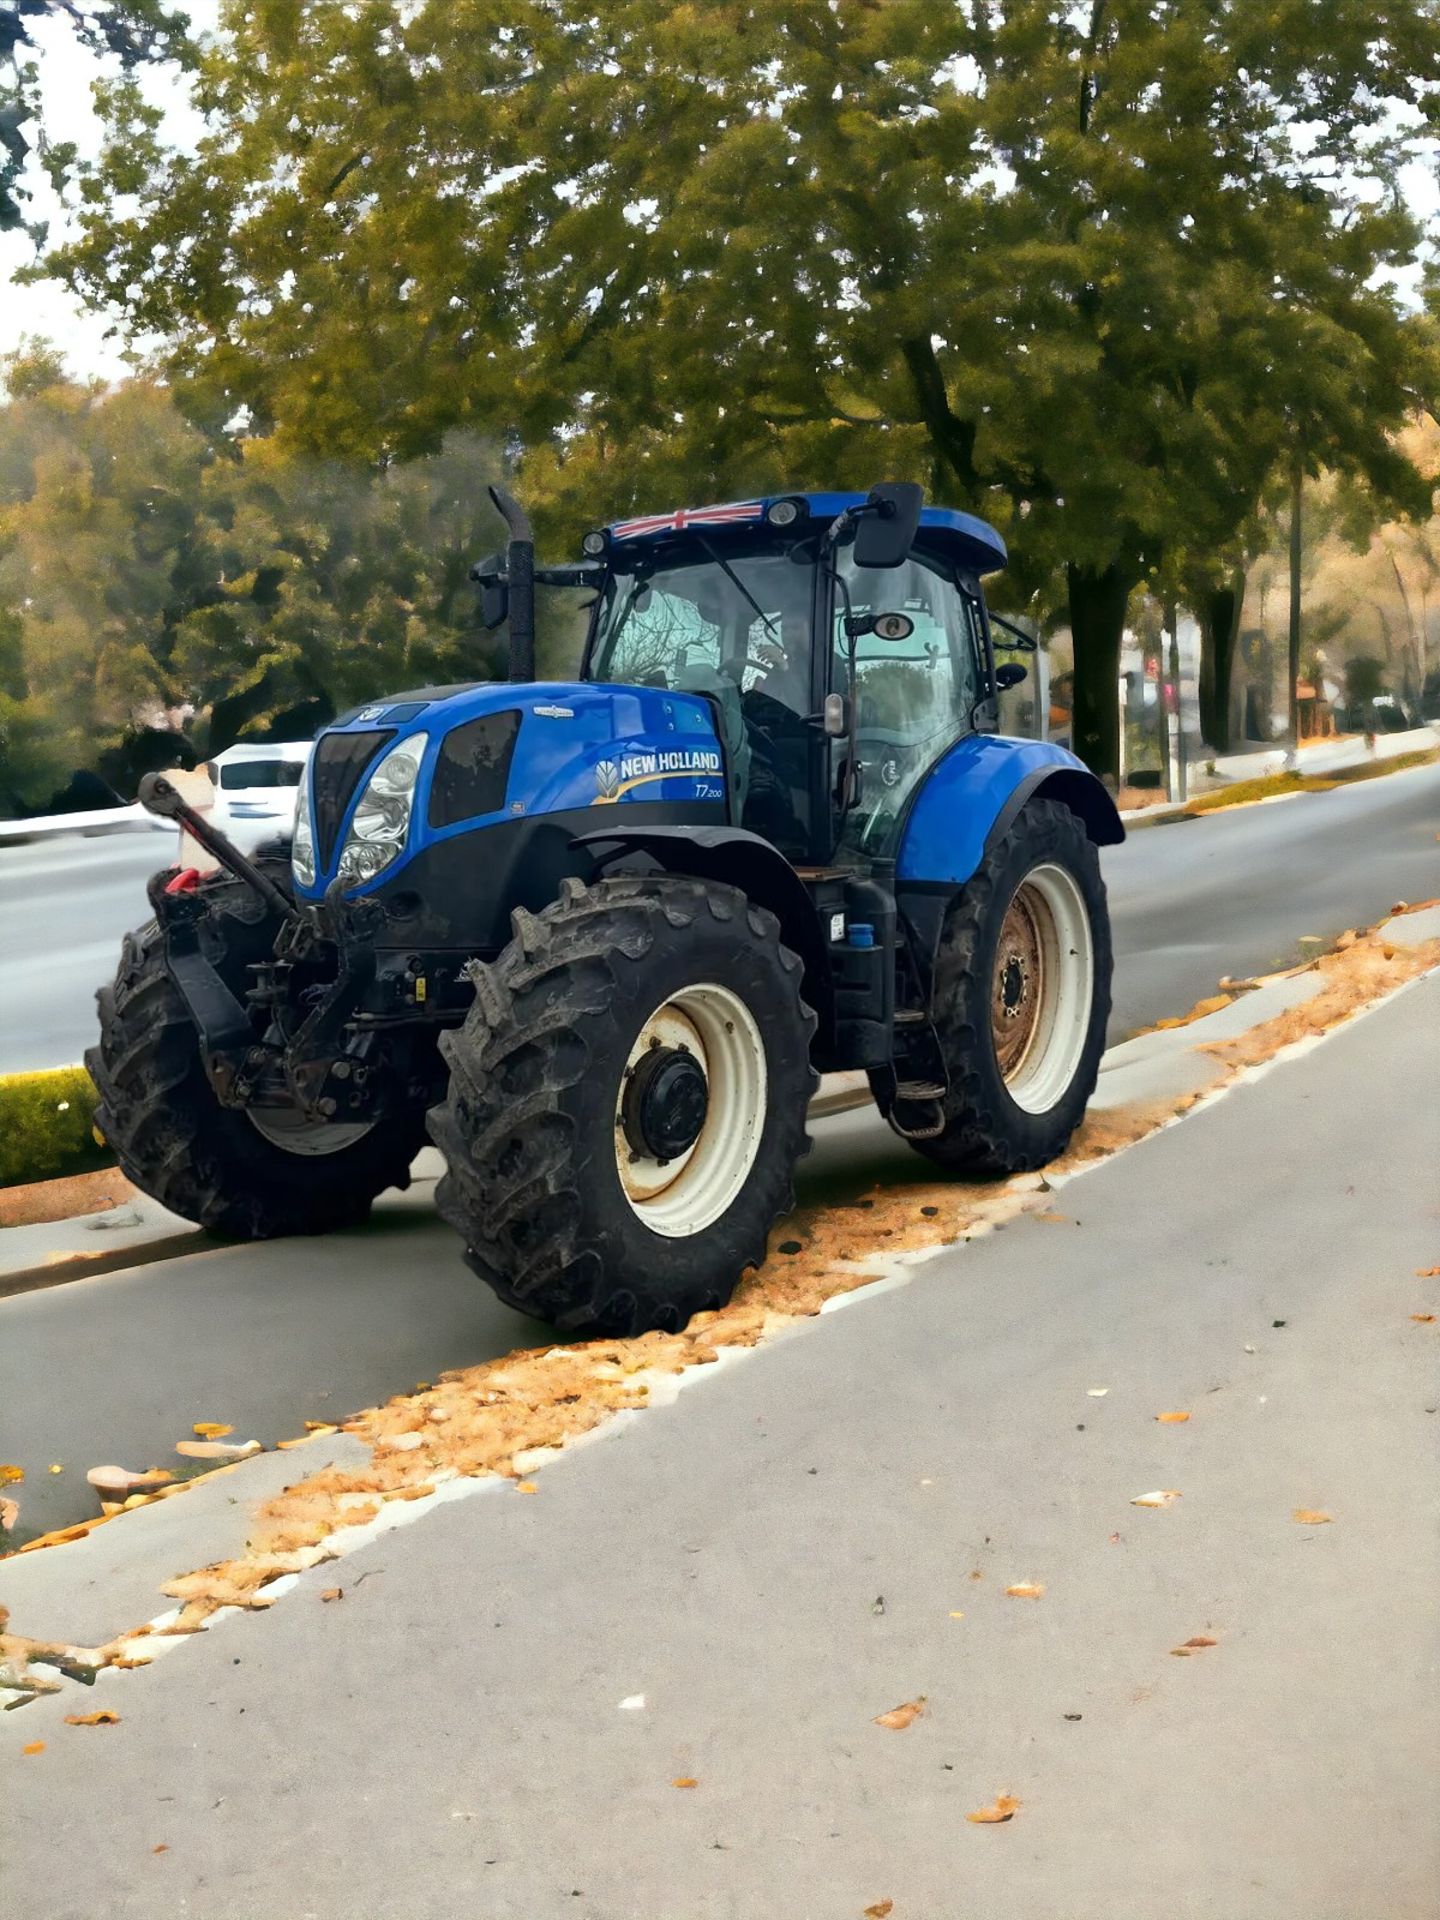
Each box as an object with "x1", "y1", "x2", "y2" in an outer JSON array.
[
  {"x1": 2, "y1": 7, "x2": 1437, "y2": 384},
  {"x1": 0, "y1": 3, "x2": 219, "y2": 379}
]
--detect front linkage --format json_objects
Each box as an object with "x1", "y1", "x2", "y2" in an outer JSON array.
[{"x1": 136, "y1": 773, "x2": 426, "y2": 1136}]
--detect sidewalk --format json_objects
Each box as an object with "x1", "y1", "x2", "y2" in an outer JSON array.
[{"x1": 5, "y1": 969, "x2": 1437, "y2": 1918}]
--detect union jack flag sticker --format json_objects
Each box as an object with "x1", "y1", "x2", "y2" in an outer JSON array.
[{"x1": 610, "y1": 500, "x2": 765, "y2": 540}]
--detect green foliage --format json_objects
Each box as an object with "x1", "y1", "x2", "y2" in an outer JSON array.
[
  {"x1": 0, "y1": 353, "x2": 519, "y2": 810},
  {"x1": 25, "y1": 2, "x2": 1440, "y2": 774},
  {"x1": 1, "y1": 1, "x2": 195, "y2": 234},
  {"x1": 0, "y1": 1065, "x2": 105, "y2": 1187}
]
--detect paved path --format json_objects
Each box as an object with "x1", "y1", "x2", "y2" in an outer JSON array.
[{"x1": 5, "y1": 972, "x2": 1436, "y2": 1919}]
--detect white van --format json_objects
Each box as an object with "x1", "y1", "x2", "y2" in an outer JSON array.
[{"x1": 176, "y1": 740, "x2": 313, "y2": 868}]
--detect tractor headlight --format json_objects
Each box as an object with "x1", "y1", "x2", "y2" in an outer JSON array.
[
  {"x1": 291, "y1": 757, "x2": 316, "y2": 889},
  {"x1": 337, "y1": 732, "x2": 428, "y2": 889}
]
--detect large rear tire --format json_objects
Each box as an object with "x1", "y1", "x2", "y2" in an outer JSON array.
[
  {"x1": 902, "y1": 799, "x2": 1111, "y2": 1176},
  {"x1": 428, "y1": 875, "x2": 817, "y2": 1336},
  {"x1": 86, "y1": 874, "x2": 427, "y2": 1237}
]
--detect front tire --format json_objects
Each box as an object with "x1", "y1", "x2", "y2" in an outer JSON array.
[
  {"x1": 87, "y1": 878, "x2": 428, "y2": 1237},
  {"x1": 428, "y1": 875, "x2": 818, "y2": 1336},
  {"x1": 904, "y1": 799, "x2": 1111, "y2": 1175}
]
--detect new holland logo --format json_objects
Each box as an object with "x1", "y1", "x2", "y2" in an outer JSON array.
[{"x1": 593, "y1": 747, "x2": 722, "y2": 804}]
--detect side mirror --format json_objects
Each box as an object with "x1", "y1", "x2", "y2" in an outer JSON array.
[
  {"x1": 853, "y1": 482, "x2": 924, "y2": 569},
  {"x1": 843, "y1": 611, "x2": 915, "y2": 644},
  {"x1": 470, "y1": 551, "x2": 508, "y2": 631},
  {"x1": 872, "y1": 613, "x2": 915, "y2": 642},
  {"x1": 996, "y1": 661, "x2": 1028, "y2": 691}
]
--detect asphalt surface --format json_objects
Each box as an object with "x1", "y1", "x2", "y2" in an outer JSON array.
[
  {"x1": 1, "y1": 761, "x2": 1437, "y2": 1538},
  {"x1": 5, "y1": 970, "x2": 1436, "y2": 1919},
  {"x1": 0, "y1": 830, "x2": 172, "y2": 1074},
  {"x1": 1, "y1": 757, "x2": 1437, "y2": 1074}
]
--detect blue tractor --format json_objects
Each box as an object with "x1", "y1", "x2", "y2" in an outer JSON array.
[{"x1": 92, "y1": 483, "x2": 1122, "y2": 1335}]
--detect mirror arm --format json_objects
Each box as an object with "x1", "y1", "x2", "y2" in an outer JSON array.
[{"x1": 988, "y1": 610, "x2": 1039, "y2": 652}]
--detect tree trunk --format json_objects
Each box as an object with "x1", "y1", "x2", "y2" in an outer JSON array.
[
  {"x1": 1067, "y1": 561, "x2": 1132, "y2": 780},
  {"x1": 1287, "y1": 459, "x2": 1303, "y2": 752},
  {"x1": 1197, "y1": 572, "x2": 1244, "y2": 754}
]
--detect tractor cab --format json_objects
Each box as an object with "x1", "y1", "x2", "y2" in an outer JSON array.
[{"x1": 576, "y1": 490, "x2": 1009, "y2": 868}]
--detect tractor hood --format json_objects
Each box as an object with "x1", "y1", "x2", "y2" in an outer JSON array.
[{"x1": 293, "y1": 680, "x2": 726, "y2": 900}]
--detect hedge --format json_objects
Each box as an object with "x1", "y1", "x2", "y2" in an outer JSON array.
[{"x1": 0, "y1": 1066, "x2": 111, "y2": 1189}]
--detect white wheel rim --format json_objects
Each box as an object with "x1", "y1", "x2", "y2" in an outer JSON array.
[
  {"x1": 615, "y1": 983, "x2": 767, "y2": 1237},
  {"x1": 991, "y1": 862, "x2": 1094, "y2": 1116}
]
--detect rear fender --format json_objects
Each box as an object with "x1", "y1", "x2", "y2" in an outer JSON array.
[
  {"x1": 894, "y1": 735, "x2": 1123, "y2": 988},
  {"x1": 896, "y1": 735, "x2": 1122, "y2": 889}
]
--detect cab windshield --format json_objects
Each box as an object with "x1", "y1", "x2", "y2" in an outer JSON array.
[{"x1": 589, "y1": 547, "x2": 817, "y2": 858}]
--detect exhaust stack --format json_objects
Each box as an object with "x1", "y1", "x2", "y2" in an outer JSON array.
[{"x1": 487, "y1": 484, "x2": 536, "y2": 683}]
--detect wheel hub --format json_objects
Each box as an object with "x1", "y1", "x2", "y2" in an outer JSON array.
[
  {"x1": 623, "y1": 1045, "x2": 709, "y2": 1162},
  {"x1": 991, "y1": 886, "x2": 1044, "y2": 1079}
]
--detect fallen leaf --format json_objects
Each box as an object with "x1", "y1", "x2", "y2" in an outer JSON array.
[
  {"x1": 966, "y1": 1794, "x2": 1020, "y2": 1824},
  {"x1": 969, "y1": 1568, "x2": 984, "y2": 1581},
  {"x1": 320, "y1": 1587, "x2": 343, "y2": 1602},
  {"x1": 0, "y1": 1496, "x2": 18, "y2": 1530},
  {"x1": 1131, "y1": 1490, "x2": 1182, "y2": 1508},
  {"x1": 174, "y1": 1439, "x2": 261, "y2": 1461},
  {"x1": 303, "y1": 1421, "x2": 339, "y2": 1434},
  {"x1": 1086, "y1": 1387, "x2": 1109, "y2": 1398},
  {"x1": 191, "y1": 1423, "x2": 233, "y2": 1439},
  {"x1": 1411, "y1": 1313, "x2": 1436, "y2": 1324},
  {"x1": 871, "y1": 1596, "x2": 886, "y2": 1616},
  {"x1": 1416, "y1": 1266, "x2": 1440, "y2": 1279},
  {"x1": 618, "y1": 1694, "x2": 645, "y2": 1711},
  {"x1": 64, "y1": 1710, "x2": 120, "y2": 1726},
  {"x1": 86, "y1": 1465, "x2": 174, "y2": 1496},
  {"x1": 23, "y1": 1741, "x2": 44, "y2": 1756},
  {"x1": 152, "y1": 1845, "x2": 169, "y2": 1855},
  {"x1": 948, "y1": 1611, "x2": 966, "y2": 1620},
  {"x1": 671, "y1": 1776, "x2": 699, "y2": 1789},
  {"x1": 515, "y1": 1481, "x2": 538, "y2": 1494},
  {"x1": 1005, "y1": 1582, "x2": 1045, "y2": 1600},
  {"x1": 1034, "y1": 1211, "x2": 1070, "y2": 1225},
  {"x1": 1170, "y1": 1636, "x2": 1219, "y2": 1656},
  {"x1": 1108, "y1": 1532, "x2": 1121, "y2": 1544},
  {"x1": 874, "y1": 1696, "x2": 926, "y2": 1731},
  {"x1": 1292, "y1": 1509, "x2": 1332, "y2": 1525},
  {"x1": 1155, "y1": 1411, "x2": 1191, "y2": 1424},
  {"x1": 864, "y1": 1903, "x2": 894, "y2": 1918},
  {"x1": 0, "y1": 1464, "x2": 23, "y2": 1485},
  {"x1": 47, "y1": 1463, "x2": 63, "y2": 1475}
]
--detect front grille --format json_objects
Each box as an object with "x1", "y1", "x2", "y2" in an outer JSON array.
[
  {"x1": 311, "y1": 728, "x2": 396, "y2": 866},
  {"x1": 427, "y1": 711, "x2": 521, "y2": 829}
]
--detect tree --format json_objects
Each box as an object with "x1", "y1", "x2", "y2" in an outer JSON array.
[
  {"x1": 1, "y1": 0, "x2": 194, "y2": 233},
  {"x1": 44, "y1": 0, "x2": 1440, "y2": 776},
  {"x1": 0, "y1": 349, "x2": 514, "y2": 811}
]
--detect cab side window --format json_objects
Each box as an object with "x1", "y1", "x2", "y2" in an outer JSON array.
[{"x1": 834, "y1": 549, "x2": 983, "y2": 855}]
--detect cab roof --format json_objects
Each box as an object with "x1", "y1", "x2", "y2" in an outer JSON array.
[{"x1": 605, "y1": 491, "x2": 1008, "y2": 576}]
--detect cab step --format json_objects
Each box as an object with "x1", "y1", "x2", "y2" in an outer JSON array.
[{"x1": 895, "y1": 1079, "x2": 946, "y2": 1102}]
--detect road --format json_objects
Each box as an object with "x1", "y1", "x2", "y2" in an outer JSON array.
[
  {"x1": 0, "y1": 830, "x2": 172, "y2": 1075},
  {"x1": 2, "y1": 762, "x2": 1437, "y2": 1538},
  {"x1": 7, "y1": 969, "x2": 1437, "y2": 1918},
  {"x1": 1, "y1": 757, "x2": 1437, "y2": 1073}
]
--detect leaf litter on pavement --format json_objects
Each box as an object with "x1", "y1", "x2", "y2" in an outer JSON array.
[
  {"x1": 873, "y1": 1697, "x2": 926, "y2": 1731},
  {"x1": 2, "y1": 906, "x2": 1437, "y2": 1703},
  {"x1": 966, "y1": 1794, "x2": 1020, "y2": 1824}
]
